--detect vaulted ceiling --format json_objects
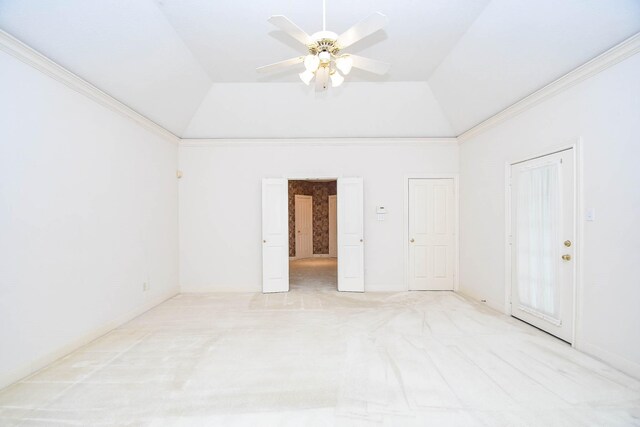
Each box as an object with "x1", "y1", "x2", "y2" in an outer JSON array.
[{"x1": 1, "y1": 0, "x2": 639, "y2": 138}]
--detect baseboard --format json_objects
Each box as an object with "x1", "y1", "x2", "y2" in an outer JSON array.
[
  {"x1": 180, "y1": 285, "x2": 261, "y2": 293},
  {"x1": 455, "y1": 288, "x2": 506, "y2": 314},
  {"x1": 577, "y1": 341, "x2": 640, "y2": 380},
  {"x1": 0, "y1": 287, "x2": 178, "y2": 391}
]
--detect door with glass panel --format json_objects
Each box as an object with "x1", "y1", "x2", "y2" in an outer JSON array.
[{"x1": 510, "y1": 149, "x2": 574, "y2": 342}]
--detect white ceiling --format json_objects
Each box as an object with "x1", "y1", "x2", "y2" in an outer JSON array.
[
  {"x1": 1, "y1": 0, "x2": 639, "y2": 137},
  {"x1": 154, "y1": 0, "x2": 490, "y2": 82}
]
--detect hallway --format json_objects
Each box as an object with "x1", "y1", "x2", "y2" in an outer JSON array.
[{"x1": 289, "y1": 258, "x2": 337, "y2": 292}]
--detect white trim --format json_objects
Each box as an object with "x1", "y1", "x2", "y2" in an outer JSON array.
[
  {"x1": 403, "y1": 174, "x2": 460, "y2": 292},
  {"x1": 0, "y1": 288, "x2": 178, "y2": 391},
  {"x1": 504, "y1": 140, "x2": 583, "y2": 347},
  {"x1": 578, "y1": 342, "x2": 640, "y2": 380},
  {"x1": 0, "y1": 30, "x2": 179, "y2": 144},
  {"x1": 180, "y1": 138, "x2": 458, "y2": 147},
  {"x1": 458, "y1": 32, "x2": 640, "y2": 143}
]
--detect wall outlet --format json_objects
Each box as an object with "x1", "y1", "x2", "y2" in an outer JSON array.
[{"x1": 143, "y1": 282, "x2": 149, "y2": 292}]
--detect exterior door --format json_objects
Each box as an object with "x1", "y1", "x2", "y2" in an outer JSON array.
[
  {"x1": 294, "y1": 195, "x2": 313, "y2": 259},
  {"x1": 328, "y1": 195, "x2": 337, "y2": 257},
  {"x1": 337, "y1": 178, "x2": 364, "y2": 292},
  {"x1": 510, "y1": 149, "x2": 574, "y2": 342},
  {"x1": 408, "y1": 178, "x2": 455, "y2": 291},
  {"x1": 262, "y1": 178, "x2": 289, "y2": 293}
]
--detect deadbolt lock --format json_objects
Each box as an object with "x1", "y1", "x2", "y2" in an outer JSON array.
[
  {"x1": 562, "y1": 254, "x2": 571, "y2": 261},
  {"x1": 564, "y1": 240, "x2": 572, "y2": 247}
]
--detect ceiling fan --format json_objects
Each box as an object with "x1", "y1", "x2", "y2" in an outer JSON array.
[{"x1": 256, "y1": 0, "x2": 390, "y2": 90}]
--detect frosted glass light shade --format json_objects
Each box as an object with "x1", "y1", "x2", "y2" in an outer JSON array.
[
  {"x1": 299, "y1": 69, "x2": 315, "y2": 85},
  {"x1": 336, "y1": 55, "x2": 353, "y2": 75},
  {"x1": 330, "y1": 71, "x2": 344, "y2": 87},
  {"x1": 304, "y1": 54, "x2": 320, "y2": 72},
  {"x1": 318, "y1": 51, "x2": 331, "y2": 64}
]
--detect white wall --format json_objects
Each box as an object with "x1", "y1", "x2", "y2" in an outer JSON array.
[
  {"x1": 459, "y1": 53, "x2": 640, "y2": 377},
  {"x1": 183, "y1": 82, "x2": 454, "y2": 138},
  {"x1": 428, "y1": 0, "x2": 640, "y2": 134},
  {"x1": 0, "y1": 0, "x2": 212, "y2": 135},
  {"x1": 0, "y1": 50, "x2": 179, "y2": 389},
  {"x1": 179, "y1": 140, "x2": 458, "y2": 292}
]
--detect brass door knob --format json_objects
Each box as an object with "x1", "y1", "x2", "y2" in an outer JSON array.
[
  {"x1": 410, "y1": 238, "x2": 415, "y2": 243},
  {"x1": 562, "y1": 254, "x2": 571, "y2": 261},
  {"x1": 564, "y1": 240, "x2": 572, "y2": 247}
]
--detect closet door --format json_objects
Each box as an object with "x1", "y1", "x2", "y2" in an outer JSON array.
[{"x1": 408, "y1": 179, "x2": 455, "y2": 291}]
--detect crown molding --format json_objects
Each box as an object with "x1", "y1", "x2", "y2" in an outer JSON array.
[
  {"x1": 0, "y1": 30, "x2": 180, "y2": 144},
  {"x1": 458, "y1": 32, "x2": 640, "y2": 143},
  {"x1": 179, "y1": 137, "x2": 459, "y2": 147}
]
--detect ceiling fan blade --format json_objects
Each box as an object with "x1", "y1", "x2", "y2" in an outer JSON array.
[
  {"x1": 256, "y1": 56, "x2": 304, "y2": 73},
  {"x1": 350, "y1": 55, "x2": 391, "y2": 75},
  {"x1": 337, "y1": 12, "x2": 388, "y2": 49},
  {"x1": 268, "y1": 15, "x2": 312, "y2": 46}
]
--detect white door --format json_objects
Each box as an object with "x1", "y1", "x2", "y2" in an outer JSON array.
[
  {"x1": 294, "y1": 195, "x2": 313, "y2": 259},
  {"x1": 262, "y1": 178, "x2": 289, "y2": 293},
  {"x1": 408, "y1": 178, "x2": 455, "y2": 291},
  {"x1": 510, "y1": 149, "x2": 574, "y2": 342},
  {"x1": 328, "y1": 195, "x2": 337, "y2": 257},
  {"x1": 337, "y1": 178, "x2": 364, "y2": 292}
]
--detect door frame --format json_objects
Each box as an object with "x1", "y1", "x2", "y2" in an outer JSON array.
[
  {"x1": 504, "y1": 138, "x2": 583, "y2": 348},
  {"x1": 284, "y1": 175, "x2": 344, "y2": 289},
  {"x1": 403, "y1": 174, "x2": 459, "y2": 292}
]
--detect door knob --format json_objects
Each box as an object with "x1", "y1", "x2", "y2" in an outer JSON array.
[
  {"x1": 410, "y1": 238, "x2": 415, "y2": 243},
  {"x1": 564, "y1": 240, "x2": 572, "y2": 247},
  {"x1": 562, "y1": 254, "x2": 571, "y2": 261},
  {"x1": 263, "y1": 240, "x2": 266, "y2": 243},
  {"x1": 360, "y1": 239, "x2": 363, "y2": 242}
]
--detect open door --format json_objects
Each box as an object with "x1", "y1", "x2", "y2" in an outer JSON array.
[
  {"x1": 262, "y1": 178, "x2": 289, "y2": 293},
  {"x1": 337, "y1": 177, "x2": 364, "y2": 292}
]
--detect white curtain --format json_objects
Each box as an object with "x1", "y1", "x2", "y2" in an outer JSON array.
[{"x1": 516, "y1": 162, "x2": 561, "y2": 322}]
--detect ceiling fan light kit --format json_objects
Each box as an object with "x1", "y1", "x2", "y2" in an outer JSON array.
[{"x1": 256, "y1": 0, "x2": 390, "y2": 91}]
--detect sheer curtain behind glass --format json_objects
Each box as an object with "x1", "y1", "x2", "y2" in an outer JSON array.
[{"x1": 516, "y1": 162, "x2": 561, "y2": 322}]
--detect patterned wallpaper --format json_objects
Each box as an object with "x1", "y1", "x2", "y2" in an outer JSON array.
[{"x1": 288, "y1": 180, "x2": 337, "y2": 257}]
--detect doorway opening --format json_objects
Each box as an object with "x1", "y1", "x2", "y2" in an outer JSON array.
[{"x1": 288, "y1": 180, "x2": 338, "y2": 291}]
